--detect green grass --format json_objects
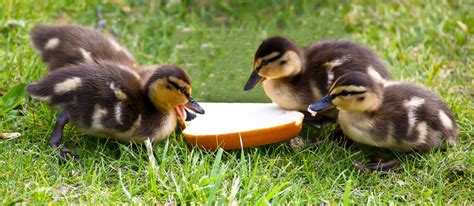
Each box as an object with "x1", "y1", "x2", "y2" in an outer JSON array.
[{"x1": 0, "y1": 0, "x2": 473, "y2": 204}]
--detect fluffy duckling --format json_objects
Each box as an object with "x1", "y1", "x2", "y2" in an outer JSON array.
[
  {"x1": 31, "y1": 23, "x2": 200, "y2": 121},
  {"x1": 29, "y1": 24, "x2": 203, "y2": 157},
  {"x1": 243, "y1": 36, "x2": 390, "y2": 123},
  {"x1": 30, "y1": 24, "x2": 205, "y2": 120},
  {"x1": 30, "y1": 24, "x2": 139, "y2": 72},
  {"x1": 28, "y1": 62, "x2": 204, "y2": 159},
  {"x1": 308, "y1": 72, "x2": 458, "y2": 171}
]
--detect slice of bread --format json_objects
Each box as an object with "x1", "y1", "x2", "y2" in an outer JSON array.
[{"x1": 183, "y1": 103, "x2": 304, "y2": 150}]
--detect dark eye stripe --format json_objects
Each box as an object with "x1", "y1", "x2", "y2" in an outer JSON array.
[
  {"x1": 334, "y1": 90, "x2": 366, "y2": 97},
  {"x1": 256, "y1": 53, "x2": 284, "y2": 71},
  {"x1": 168, "y1": 80, "x2": 190, "y2": 97},
  {"x1": 267, "y1": 53, "x2": 283, "y2": 62},
  {"x1": 168, "y1": 80, "x2": 180, "y2": 89}
]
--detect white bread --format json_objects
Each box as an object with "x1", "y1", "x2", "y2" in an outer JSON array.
[{"x1": 183, "y1": 103, "x2": 304, "y2": 150}]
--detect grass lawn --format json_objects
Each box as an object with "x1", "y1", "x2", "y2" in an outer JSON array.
[{"x1": 0, "y1": 0, "x2": 472, "y2": 204}]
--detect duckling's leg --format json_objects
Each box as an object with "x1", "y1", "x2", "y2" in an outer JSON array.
[
  {"x1": 94, "y1": 6, "x2": 118, "y2": 37},
  {"x1": 352, "y1": 158, "x2": 399, "y2": 173},
  {"x1": 333, "y1": 126, "x2": 355, "y2": 147},
  {"x1": 50, "y1": 112, "x2": 78, "y2": 160},
  {"x1": 94, "y1": 6, "x2": 107, "y2": 31}
]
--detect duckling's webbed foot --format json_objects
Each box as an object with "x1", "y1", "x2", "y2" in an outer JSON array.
[
  {"x1": 289, "y1": 136, "x2": 325, "y2": 151},
  {"x1": 59, "y1": 148, "x2": 79, "y2": 160},
  {"x1": 352, "y1": 158, "x2": 399, "y2": 173},
  {"x1": 50, "y1": 112, "x2": 78, "y2": 160}
]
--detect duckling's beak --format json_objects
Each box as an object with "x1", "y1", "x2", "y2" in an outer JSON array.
[
  {"x1": 176, "y1": 96, "x2": 204, "y2": 128},
  {"x1": 185, "y1": 96, "x2": 205, "y2": 114},
  {"x1": 308, "y1": 95, "x2": 334, "y2": 116},
  {"x1": 243, "y1": 69, "x2": 264, "y2": 91},
  {"x1": 185, "y1": 109, "x2": 197, "y2": 121}
]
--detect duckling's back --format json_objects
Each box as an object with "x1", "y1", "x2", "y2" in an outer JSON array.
[
  {"x1": 304, "y1": 40, "x2": 390, "y2": 95},
  {"x1": 30, "y1": 24, "x2": 139, "y2": 72},
  {"x1": 374, "y1": 84, "x2": 458, "y2": 151}
]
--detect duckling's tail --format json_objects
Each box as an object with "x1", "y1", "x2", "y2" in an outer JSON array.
[
  {"x1": 446, "y1": 129, "x2": 459, "y2": 146},
  {"x1": 27, "y1": 82, "x2": 53, "y2": 104},
  {"x1": 27, "y1": 69, "x2": 82, "y2": 105},
  {"x1": 439, "y1": 124, "x2": 459, "y2": 151}
]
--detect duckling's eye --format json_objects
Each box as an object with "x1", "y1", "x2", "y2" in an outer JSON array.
[
  {"x1": 339, "y1": 90, "x2": 351, "y2": 96},
  {"x1": 180, "y1": 87, "x2": 189, "y2": 97},
  {"x1": 280, "y1": 60, "x2": 287, "y2": 65},
  {"x1": 261, "y1": 60, "x2": 269, "y2": 66},
  {"x1": 168, "y1": 80, "x2": 189, "y2": 96}
]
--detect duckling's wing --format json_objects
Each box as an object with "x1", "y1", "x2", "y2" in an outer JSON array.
[
  {"x1": 28, "y1": 62, "x2": 144, "y2": 132},
  {"x1": 30, "y1": 24, "x2": 139, "y2": 72}
]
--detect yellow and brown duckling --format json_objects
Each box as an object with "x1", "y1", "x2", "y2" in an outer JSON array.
[
  {"x1": 243, "y1": 36, "x2": 391, "y2": 124},
  {"x1": 308, "y1": 72, "x2": 458, "y2": 171},
  {"x1": 28, "y1": 62, "x2": 204, "y2": 159},
  {"x1": 27, "y1": 24, "x2": 204, "y2": 159}
]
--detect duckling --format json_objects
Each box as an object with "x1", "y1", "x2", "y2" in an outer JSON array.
[
  {"x1": 31, "y1": 24, "x2": 203, "y2": 119},
  {"x1": 308, "y1": 72, "x2": 458, "y2": 171},
  {"x1": 28, "y1": 62, "x2": 204, "y2": 159},
  {"x1": 32, "y1": 23, "x2": 202, "y2": 123},
  {"x1": 243, "y1": 36, "x2": 391, "y2": 125}
]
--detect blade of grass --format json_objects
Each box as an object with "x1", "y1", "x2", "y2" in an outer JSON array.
[
  {"x1": 207, "y1": 148, "x2": 224, "y2": 205},
  {"x1": 343, "y1": 179, "x2": 353, "y2": 206}
]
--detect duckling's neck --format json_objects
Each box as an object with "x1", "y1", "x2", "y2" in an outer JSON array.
[
  {"x1": 338, "y1": 93, "x2": 383, "y2": 113},
  {"x1": 366, "y1": 90, "x2": 383, "y2": 112},
  {"x1": 140, "y1": 100, "x2": 178, "y2": 143},
  {"x1": 288, "y1": 48, "x2": 306, "y2": 76},
  {"x1": 262, "y1": 77, "x2": 310, "y2": 111},
  {"x1": 150, "y1": 109, "x2": 177, "y2": 142},
  {"x1": 143, "y1": 95, "x2": 171, "y2": 114}
]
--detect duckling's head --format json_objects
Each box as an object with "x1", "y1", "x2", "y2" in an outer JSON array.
[
  {"x1": 243, "y1": 36, "x2": 303, "y2": 91},
  {"x1": 145, "y1": 65, "x2": 204, "y2": 126},
  {"x1": 308, "y1": 72, "x2": 382, "y2": 114}
]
